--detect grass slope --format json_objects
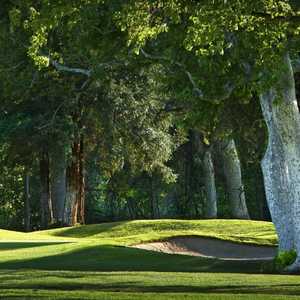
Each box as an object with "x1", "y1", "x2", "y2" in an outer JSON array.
[
  {"x1": 31, "y1": 219, "x2": 277, "y2": 245},
  {"x1": 0, "y1": 229, "x2": 27, "y2": 240},
  {"x1": 1, "y1": 219, "x2": 295, "y2": 300}
]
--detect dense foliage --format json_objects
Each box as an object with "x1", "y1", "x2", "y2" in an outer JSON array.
[{"x1": 0, "y1": 1, "x2": 299, "y2": 233}]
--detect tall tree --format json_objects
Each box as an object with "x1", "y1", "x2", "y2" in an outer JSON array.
[{"x1": 118, "y1": 0, "x2": 300, "y2": 270}]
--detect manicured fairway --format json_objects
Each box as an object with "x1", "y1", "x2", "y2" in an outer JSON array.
[
  {"x1": 1, "y1": 220, "x2": 298, "y2": 299},
  {"x1": 1, "y1": 270, "x2": 300, "y2": 299}
]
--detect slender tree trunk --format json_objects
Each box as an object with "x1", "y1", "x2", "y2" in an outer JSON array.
[
  {"x1": 127, "y1": 198, "x2": 136, "y2": 219},
  {"x1": 24, "y1": 172, "x2": 31, "y2": 232},
  {"x1": 51, "y1": 146, "x2": 66, "y2": 225},
  {"x1": 219, "y1": 139, "x2": 250, "y2": 219},
  {"x1": 40, "y1": 151, "x2": 53, "y2": 229},
  {"x1": 259, "y1": 53, "x2": 300, "y2": 271},
  {"x1": 77, "y1": 138, "x2": 85, "y2": 224},
  {"x1": 202, "y1": 150, "x2": 218, "y2": 218},
  {"x1": 150, "y1": 176, "x2": 160, "y2": 219},
  {"x1": 108, "y1": 189, "x2": 116, "y2": 221}
]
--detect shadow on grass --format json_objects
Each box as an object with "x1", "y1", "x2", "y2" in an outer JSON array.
[
  {"x1": 48, "y1": 222, "x2": 127, "y2": 238},
  {"x1": 1, "y1": 277, "x2": 300, "y2": 297},
  {"x1": 0, "y1": 242, "x2": 71, "y2": 251},
  {"x1": 0, "y1": 244, "x2": 270, "y2": 273}
]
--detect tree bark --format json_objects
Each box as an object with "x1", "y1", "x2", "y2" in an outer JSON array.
[
  {"x1": 24, "y1": 172, "x2": 31, "y2": 232},
  {"x1": 149, "y1": 175, "x2": 160, "y2": 219},
  {"x1": 259, "y1": 53, "x2": 300, "y2": 271},
  {"x1": 63, "y1": 138, "x2": 85, "y2": 226},
  {"x1": 51, "y1": 146, "x2": 66, "y2": 225},
  {"x1": 39, "y1": 151, "x2": 53, "y2": 229},
  {"x1": 193, "y1": 132, "x2": 218, "y2": 218},
  {"x1": 77, "y1": 138, "x2": 85, "y2": 224},
  {"x1": 202, "y1": 150, "x2": 218, "y2": 218},
  {"x1": 219, "y1": 139, "x2": 250, "y2": 219},
  {"x1": 64, "y1": 142, "x2": 79, "y2": 226}
]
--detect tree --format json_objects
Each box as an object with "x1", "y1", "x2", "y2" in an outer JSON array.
[
  {"x1": 3, "y1": 0, "x2": 183, "y2": 228},
  {"x1": 118, "y1": 0, "x2": 300, "y2": 270}
]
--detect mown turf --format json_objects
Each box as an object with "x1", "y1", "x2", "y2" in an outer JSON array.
[
  {"x1": 1, "y1": 270, "x2": 300, "y2": 299},
  {"x1": 1, "y1": 219, "x2": 293, "y2": 300},
  {"x1": 31, "y1": 219, "x2": 277, "y2": 246}
]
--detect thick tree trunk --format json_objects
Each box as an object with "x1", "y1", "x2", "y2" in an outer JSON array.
[
  {"x1": 219, "y1": 139, "x2": 250, "y2": 219},
  {"x1": 202, "y1": 150, "x2": 218, "y2": 218},
  {"x1": 40, "y1": 151, "x2": 53, "y2": 229},
  {"x1": 64, "y1": 141, "x2": 80, "y2": 226},
  {"x1": 193, "y1": 132, "x2": 218, "y2": 218},
  {"x1": 63, "y1": 138, "x2": 85, "y2": 226},
  {"x1": 260, "y1": 90, "x2": 294, "y2": 252},
  {"x1": 259, "y1": 53, "x2": 300, "y2": 271},
  {"x1": 51, "y1": 146, "x2": 66, "y2": 225},
  {"x1": 24, "y1": 172, "x2": 31, "y2": 232}
]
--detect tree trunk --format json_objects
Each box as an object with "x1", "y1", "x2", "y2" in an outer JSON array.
[
  {"x1": 64, "y1": 141, "x2": 80, "y2": 226},
  {"x1": 150, "y1": 175, "x2": 160, "y2": 219},
  {"x1": 219, "y1": 139, "x2": 250, "y2": 219},
  {"x1": 40, "y1": 151, "x2": 53, "y2": 229},
  {"x1": 127, "y1": 198, "x2": 136, "y2": 219},
  {"x1": 202, "y1": 150, "x2": 218, "y2": 218},
  {"x1": 63, "y1": 138, "x2": 85, "y2": 226},
  {"x1": 259, "y1": 53, "x2": 300, "y2": 271},
  {"x1": 193, "y1": 132, "x2": 218, "y2": 218},
  {"x1": 24, "y1": 172, "x2": 31, "y2": 232},
  {"x1": 77, "y1": 138, "x2": 85, "y2": 224},
  {"x1": 51, "y1": 146, "x2": 66, "y2": 225}
]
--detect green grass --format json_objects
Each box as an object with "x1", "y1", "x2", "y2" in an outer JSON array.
[
  {"x1": 30, "y1": 219, "x2": 277, "y2": 246},
  {"x1": 1, "y1": 270, "x2": 300, "y2": 299},
  {"x1": 1, "y1": 219, "x2": 296, "y2": 300}
]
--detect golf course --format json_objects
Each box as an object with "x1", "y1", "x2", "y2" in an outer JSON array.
[
  {"x1": 1, "y1": 219, "x2": 299, "y2": 299},
  {"x1": 2, "y1": 1, "x2": 300, "y2": 299}
]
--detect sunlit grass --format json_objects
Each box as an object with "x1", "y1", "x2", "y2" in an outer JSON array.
[
  {"x1": 31, "y1": 219, "x2": 277, "y2": 246},
  {"x1": 0, "y1": 219, "x2": 284, "y2": 299}
]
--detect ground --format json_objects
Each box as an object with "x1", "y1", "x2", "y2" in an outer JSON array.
[{"x1": 0, "y1": 219, "x2": 299, "y2": 299}]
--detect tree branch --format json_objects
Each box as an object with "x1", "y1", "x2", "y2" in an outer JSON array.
[
  {"x1": 140, "y1": 49, "x2": 204, "y2": 97},
  {"x1": 51, "y1": 60, "x2": 92, "y2": 77},
  {"x1": 50, "y1": 59, "x2": 124, "y2": 77},
  {"x1": 140, "y1": 49, "x2": 234, "y2": 102}
]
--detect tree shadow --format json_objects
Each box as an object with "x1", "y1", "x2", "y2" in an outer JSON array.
[
  {"x1": 0, "y1": 242, "x2": 71, "y2": 251},
  {"x1": 48, "y1": 222, "x2": 128, "y2": 238},
  {"x1": 1, "y1": 278, "x2": 300, "y2": 297},
  {"x1": 0, "y1": 244, "x2": 270, "y2": 273}
]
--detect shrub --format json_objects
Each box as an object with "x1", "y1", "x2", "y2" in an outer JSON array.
[{"x1": 274, "y1": 250, "x2": 297, "y2": 271}]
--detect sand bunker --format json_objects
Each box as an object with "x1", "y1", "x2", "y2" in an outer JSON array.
[{"x1": 133, "y1": 236, "x2": 277, "y2": 260}]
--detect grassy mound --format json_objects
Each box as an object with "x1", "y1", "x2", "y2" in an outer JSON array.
[
  {"x1": 31, "y1": 219, "x2": 277, "y2": 246},
  {"x1": 0, "y1": 229, "x2": 27, "y2": 240},
  {"x1": 0, "y1": 220, "x2": 277, "y2": 273},
  {"x1": 0, "y1": 219, "x2": 287, "y2": 300}
]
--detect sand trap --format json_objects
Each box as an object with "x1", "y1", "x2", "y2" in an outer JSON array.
[{"x1": 133, "y1": 236, "x2": 277, "y2": 260}]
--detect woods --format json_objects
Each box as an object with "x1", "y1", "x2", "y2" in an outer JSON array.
[{"x1": 1, "y1": 0, "x2": 300, "y2": 273}]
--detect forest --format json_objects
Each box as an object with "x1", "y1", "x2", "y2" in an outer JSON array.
[{"x1": 1, "y1": 1, "x2": 300, "y2": 298}]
